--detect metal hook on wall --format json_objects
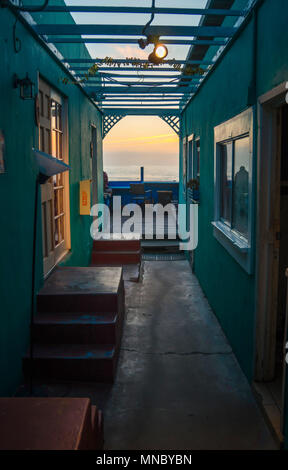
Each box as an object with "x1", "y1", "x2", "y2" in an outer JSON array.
[{"x1": 13, "y1": 18, "x2": 21, "y2": 53}]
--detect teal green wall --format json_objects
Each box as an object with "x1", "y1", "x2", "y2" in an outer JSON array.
[
  {"x1": 181, "y1": 0, "x2": 288, "y2": 382},
  {"x1": 0, "y1": 6, "x2": 103, "y2": 395},
  {"x1": 29, "y1": 0, "x2": 99, "y2": 64}
]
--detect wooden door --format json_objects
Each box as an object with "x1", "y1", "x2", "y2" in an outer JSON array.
[
  {"x1": 41, "y1": 181, "x2": 55, "y2": 275},
  {"x1": 39, "y1": 78, "x2": 56, "y2": 276}
]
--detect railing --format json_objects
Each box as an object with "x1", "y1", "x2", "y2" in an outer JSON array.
[{"x1": 108, "y1": 180, "x2": 179, "y2": 206}]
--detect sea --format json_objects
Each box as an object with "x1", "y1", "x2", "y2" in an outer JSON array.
[{"x1": 104, "y1": 165, "x2": 179, "y2": 182}]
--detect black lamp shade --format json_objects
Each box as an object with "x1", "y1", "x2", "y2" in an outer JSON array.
[{"x1": 13, "y1": 74, "x2": 34, "y2": 100}]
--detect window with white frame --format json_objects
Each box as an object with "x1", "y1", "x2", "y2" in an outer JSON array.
[
  {"x1": 187, "y1": 135, "x2": 193, "y2": 182},
  {"x1": 187, "y1": 135, "x2": 200, "y2": 182},
  {"x1": 213, "y1": 108, "x2": 254, "y2": 273}
]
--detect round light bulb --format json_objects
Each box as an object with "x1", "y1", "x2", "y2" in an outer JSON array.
[{"x1": 154, "y1": 44, "x2": 168, "y2": 59}]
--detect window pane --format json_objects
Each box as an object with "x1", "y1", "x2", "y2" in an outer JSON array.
[
  {"x1": 45, "y1": 94, "x2": 50, "y2": 119},
  {"x1": 41, "y1": 203, "x2": 47, "y2": 257},
  {"x1": 220, "y1": 142, "x2": 233, "y2": 225},
  {"x1": 59, "y1": 215, "x2": 65, "y2": 242},
  {"x1": 188, "y1": 140, "x2": 193, "y2": 180},
  {"x1": 54, "y1": 218, "x2": 59, "y2": 246},
  {"x1": 183, "y1": 140, "x2": 187, "y2": 187},
  {"x1": 195, "y1": 140, "x2": 200, "y2": 179},
  {"x1": 39, "y1": 91, "x2": 44, "y2": 116},
  {"x1": 51, "y1": 100, "x2": 63, "y2": 159},
  {"x1": 233, "y1": 137, "x2": 250, "y2": 238},
  {"x1": 40, "y1": 127, "x2": 44, "y2": 152}
]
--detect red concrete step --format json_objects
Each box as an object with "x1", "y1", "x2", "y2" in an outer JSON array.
[
  {"x1": 33, "y1": 312, "x2": 121, "y2": 345},
  {"x1": 93, "y1": 239, "x2": 141, "y2": 252},
  {"x1": 91, "y1": 250, "x2": 141, "y2": 266},
  {"x1": 123, "y1": 264, "x2": 141, "y2": 282},
  {"x1": 23, "y1": 344, "x2": 117, "y2": 382},
  {"x1": 0, "y1": 398, "x2": 103, "y2": 450},
  {"x1": 37, "y1": 266, "x2": 124, "y2": 313}
]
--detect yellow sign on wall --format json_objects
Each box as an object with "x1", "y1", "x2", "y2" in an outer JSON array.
[{"x1": 79, "y1": 180, "x2": 91, "y2": 215}]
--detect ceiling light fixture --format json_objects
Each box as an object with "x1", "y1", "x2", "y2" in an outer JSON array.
[
  {"x1": 138, "y1": 35, "x2": 169, "y2": 64},
  {"x1": 138, "y1": 1, "x2": 169, "y2": 65},
  {"x1": 149, "y1": 43, "x2": 168, "y2": 64}
]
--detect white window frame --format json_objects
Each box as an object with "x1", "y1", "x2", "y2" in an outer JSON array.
[
  {"x1": 182, "y1": 136, "x2": 188, "y2": 196},
  {"x1": 187, "y1": 134, "x2": 200, "y2": 182},
  {"x1": 187, "y1": 134, "x2": 194, "y2": 182},
  {"x1": 212, "y1": 108, "x2": 254, "y2": 274}
]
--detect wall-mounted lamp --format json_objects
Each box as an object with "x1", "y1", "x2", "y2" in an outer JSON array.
[{"x1": 13, "y1": 73, "x2": 35, "y2": 100}]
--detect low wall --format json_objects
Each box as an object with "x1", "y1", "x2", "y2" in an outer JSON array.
[{"x1": 109, "y1": 181, "x2": 179, "y2": 206}]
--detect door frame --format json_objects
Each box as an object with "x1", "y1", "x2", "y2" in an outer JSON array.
[
  {"x1": 37, "y1": 74, "x2": 71, "y2": 277},
  {"x1": 62, "y1": 91, "x2": 71, "y2": 253},
  {"x1": 187, "y1": 134, "x2": 194, "y2": 182},
  {"x1": 51, "y1": 88, "x2": 71, "y2": 262},
  {"x1": 91, "y1": 124, "x2": 98, "y2": 206},
  {"x1": 255, "y1": 82, "x2": 287, "y2": 395}
]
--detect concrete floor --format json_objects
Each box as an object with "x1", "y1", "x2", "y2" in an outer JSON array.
[
  {"x1": 21, "y1": 260, "x2": 277, "y2": 449},
  {"x1": 103, "y1": 260, "x2": 276, "y2": 450}
]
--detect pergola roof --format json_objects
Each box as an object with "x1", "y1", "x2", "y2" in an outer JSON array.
[{"x1": 10, "y1": 0, "x2": 255, "y2": 133}]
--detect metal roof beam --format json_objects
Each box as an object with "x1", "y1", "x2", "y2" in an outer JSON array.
[
  {"x1": 47, "y1": 38, "x2": 227, "y2": 46},
  {"x1": 86, "y1": 81, "x2": 197, "y2": 86},
  {"x1": 101, "y1": 95, "x2": 185, "y2": 99},
  {"x1": 103, "y1": 97, "x2": 181, "y2": 104},
  {"x1": 103, "y1": 109, "x2": 180, "y2": 116},
  {"x1": 102, "y1": 104, "x2": 179, "y2": 108},
  {"x1": 79, "y1": 73, "x2": 203, "y2": 80},
  {"x1": 33, "y1": 24, "x2": 236, "y2": 37},
  {"x1": 71, "y1": 66, "x2": 206, "y2": 72},
  {"x1": 64, "y1": 58, "x2": 212, "y2": 65},
  {"x1": 88, "y1": 87, "x2": 195, "y2": 94},
  {"x1": 97, "y1": 73, "x2": 184, "y2": 79},
  {"x1": 27, "y1": 6, "x2": 245, "y2": 16},
  {"x1": 101, "y1": 93, "x2": 191, "y2": 96}
]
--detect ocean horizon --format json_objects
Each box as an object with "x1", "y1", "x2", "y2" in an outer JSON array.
[{"x1": 104, "y1": 165, "x2": 179, "y2": 183}]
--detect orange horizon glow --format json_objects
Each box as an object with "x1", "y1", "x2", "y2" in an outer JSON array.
[
  {"x1": 107, "y1": 132, "x2": 179, "y2": 145},
  {"x1": 104, "y1": 116, "x2": 179, "y2": 171}
]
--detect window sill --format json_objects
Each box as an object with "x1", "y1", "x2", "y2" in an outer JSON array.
[
  {"x1": 211, "y1": 221, "x2": 249, "y2": 253},
  {"x1": 211, "y1": 221, "x2": 252, "y2": 274}
]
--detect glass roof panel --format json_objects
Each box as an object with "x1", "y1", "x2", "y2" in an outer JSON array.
[{"x1": 17, "y1": 0, "x2": 255, "y2": 114}]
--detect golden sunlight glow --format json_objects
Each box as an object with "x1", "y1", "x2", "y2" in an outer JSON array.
[
  {"x1": 109, "y1": 133, "x2": 178, "y2": 145},
  {"x1": 154, "y1": 44, "x2": 168, "y2": 59},
  {"x1": 104, "y1": 116, "x2": 179, "y2": 180}
]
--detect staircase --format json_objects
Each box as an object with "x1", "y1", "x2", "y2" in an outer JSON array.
[
  {"x1": 23, "y1": 266, "x2": 125, "y2": 383},
  {"x1": 91, "y1": 237, "x2": 141, "y2": 267}
]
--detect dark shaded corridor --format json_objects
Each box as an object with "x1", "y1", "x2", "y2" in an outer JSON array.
[{"x1": 103, "y1": 261, "x2": 276, "y2": 450}]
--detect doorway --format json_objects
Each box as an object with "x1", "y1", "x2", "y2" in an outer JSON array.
[
  {"x1": 38, "y1": 77, "x2": 70, "y2": 277},
  {"x1": 186, "y1": 134, "x2": 200, "y2": 269},
  {"x1": 255, "y1": 83, "x2": 288, "y2": 442}
]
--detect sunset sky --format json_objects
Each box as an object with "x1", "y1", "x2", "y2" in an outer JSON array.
[
  {"x1": 103, "y1": 116, "x2": 179, "y2": 180},
  {"x1": 66, "y1": 0, "x2": 207, "y2": 180}
]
